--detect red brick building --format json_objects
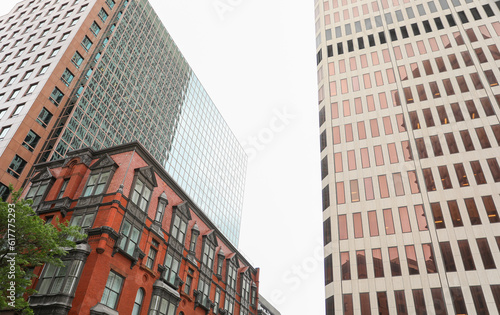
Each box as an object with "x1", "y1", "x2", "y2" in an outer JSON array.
[{"x1": 24, "y1": 142, "x2": 259, "y2": 315}]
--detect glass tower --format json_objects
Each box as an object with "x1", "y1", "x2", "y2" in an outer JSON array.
[
  {"x1": 316, "y1": 0, "x2": 500, "y2": 313},
  {"x1": 0, "y1": 0, "x2": 246, "y2": 245}
]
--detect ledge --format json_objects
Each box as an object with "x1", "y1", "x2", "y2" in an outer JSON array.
[{"x1": 90, "y1": 303, "x2": 118, "y2": 315}]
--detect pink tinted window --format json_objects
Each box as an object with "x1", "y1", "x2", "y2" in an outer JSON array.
[
  {"x1": 399, "y1": 207, "x2": 411, "y2": 232},
  {"x1": 444, "y1": 79, "x2": 455, "y2": 95},
  {"x1": 349, "y1": 57, "x2": 357, "y2": 70},
  {"x1": 448, "y1": 54, "x2": 459, "y2": 69},
  {"x1": 361, "y1": 148, "x2": 370, "y2": 168},
  {"x1": 371, "y1": 51, "x2": 379, "y2": 65},
  {"x1": 383, "y1": 116, "x2": 393, "y2": 134},
  {"x1": 379, "y1": 92, "x2": 388, "y2": 109},
  {"x1": 379, "y1": 175, "x2": 389, "y2": 198},
  {"x1": 478, "y1": 25, "x2": 491, "y2": 39},
  {"x1": 386, "y1": 68, "x2": 395, "y2": 84},
  {"x1": 461, "y1": 51, "x2": 473, "y2": 66},
  {"x1": 388, "y1": 247, "x2": 401, "y2": 276},
  {"x1": 488, "y1": 44, "x2": 500, "y2": 60},
  {"x1": 414, "y1": 205, "x2": 428, "y2": 231},
  {"x1": 388, "y1": 143, "x2": 398, "y2": 164},
  {"x1": 399, "y1": 66, "x2": 408, "y2": 80},
  {"x1": 381, "y1": 0, "x2": 388, "y2": 8},
  {"x1": 350, "y1": 180, "x2": 360, "y2": 202},
  {"x1": 429, "y1": 38, "x2": 439, "y2": 51},
  {"x1": 339, "y1": 60, "x2": 346, "y2": 73},
  {"x1": 417, "y1": 41, "x2": 426, "y2": 54},
  {"x1": 339, "y1": 214, "x2": 348, "y2": 239},
  {"x1": 393, "y1": 172, "x2": 404, "y2": 196},
  {"x1": 372, "y1": 249, "x2": 384, "y2": 277},
  {"x1": 352, "y1": 76, "x2": 360, "y2": 91},
  {"x1": 430, "y1": 81, "x2": 440, "y2": 98},
  {"x1": 353, "y1": 213, "x2": 363, "y2": 238},
  {"x1": 334, "y1": 11, "x2": 340, "y2": 22},
  {"x1": 362, "y1": 4, "x2": 369, "y2": 14},
  {"x1": 330, "y1": 81, "x2": 337, "y2": 96},
  {"x1": 343, "y1": 100, "x2": 351, "y2": 117},
  {"x1": 328, "y1": 62, "x2": 335, "y2": 76},
  {"x1": 341, "y1": 252, "x2": 350, "y2": 279},
  {"x1": 405, "y1": 245, "x2": 419, "y2": 274},
  {"x1": 347, "y1": 150, "x2": 356, "y2": 170},
  {"x1": 345, "y1": 124, "x2": 353, "y2": 142},
  {"x1": 355, "y1": 98, "x2": 363, "y2": 114},
  {"x1": 405, "y1": 44, "x2": 414, "y2": 57},
  {"x1": 375, "y1": 71, "x2": 383, "y2": 86},
  {"x1": 332, "y1": 126, "x2": 341, "y2": 144},
  {"x1": 323, "y1": 1, "x2": 330, "y2": 10},
  {"x1": 401, "y1": 141, "x2": 412, "y2": 161},
  {"x1": 410, "y1": 63, "x2": 420, "y2": 78},
  {"x1": 372, "y1": 1, "x2": 379, "y2": 11},
  {"x1": 357, "y1": 250, "x2": 367, "y2": 279},
  {"x1": 394, "y1": 46, "x2": 403, "y2": 60},
  {"x1": 374, "y1": 145, "x2": 384, "y2": 165},
  {"x1": 396, "y1": 114, "x2": 406, "y2": 132},
  {"x1": 382, "y1": 49, "x2": 391, "y2": 62},
  {"x1": 417, "y1": 85, "x2": 427, "y2": 101},
  {"x1": 466, "y1": 29, "x2": 478, "y2": 42},
  {"x1": 363, "y1": 73, "x2": 372, "y2": 89},
  {"x1": 370, "y1": 119, "x2": 380, "y2": 137},
  {"x1": 441, "y1": 34, "x2": 451, "y2": 48},
  {"x1": 353, "y1": 6, "x2": 359, "y2": 17},
  {"x1": 336, "y1": 182, "x2": 345, "y2": 204},
  {"x1": 367, "y1": 95, "x2": 375, "y2": 111},
  {"x1": 454, "y1": 31, "x2": 464, "y2": 45},
  {"x1": 364, "y1": 177, "x2": 374, "y2": 200},
  {"x1": 368, "y1": 211, "x2": 379, "y2": 236},
  {"x1": 331, "y1": 102, "x2": 339, "y2": 119},
  {"x1": 334, "y1": 152, "x2": 343, "y2": 173},
  {"x1": 343, "y1": 9, "x2": 349, "y2": 19},
  {"x1": 493, "y1": 22, "x2": 500, "y2": 36},
  {"x1": 341, "y1": 79, "x2": 348, "y2": 94},
  {"x1": 358, "y1": 121, "x2": 367, "y2": 139},
  {"x1": 324, "y1": 14, "x2": 331, "y2": 25},
  {"x1": 408, "y1": 170, "x2": 419, "y2": 193},
  {"x1": 332, "y1": 0, "x2": 338, "y2": 8},
  {"x1": 457, "y1": 75, "x2": 469, "y2": 93},
  {"x1": 422, "y1": 244, "x2": 437, "y2": 273},
  {"x1": 360, "y1": 55, "x2": 368, "y2": 68},
  {"x1": 383, "y1": 208, "x2": 395, "y2": 234},
  {"x1": 404, "y1": 87, "x2": 414, "y2": 103}
]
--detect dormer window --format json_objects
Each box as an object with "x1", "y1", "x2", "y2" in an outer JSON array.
[
  {"x1": 130, "y1": 178, "x2": 151, "y2": 212},
  {"x1": 82, "y1": 170, "x2": 110, "y2": 196}
]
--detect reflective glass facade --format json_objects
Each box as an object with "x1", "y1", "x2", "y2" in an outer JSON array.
[{"x1": 32, "y1": 0, "x2": 245, "y2": 245}]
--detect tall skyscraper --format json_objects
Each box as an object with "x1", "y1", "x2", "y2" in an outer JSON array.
[
  {"x1": 0, "y1": 0, "x2": 246, "y2": 245},
  {"x1": 316, "y1": 0, "x2": 500, "y2": 313}
]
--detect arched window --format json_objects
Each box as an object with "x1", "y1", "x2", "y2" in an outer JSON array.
[{"x1": 132, "y1": 288, "x2": 145, "y2": 315}]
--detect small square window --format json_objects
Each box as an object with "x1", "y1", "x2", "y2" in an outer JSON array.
[
  {"x1": 26, "y1": 83, "x2": 38, "y2": 95},
  {"x1": 8, "y1": 155, "x2": 28, "y2": 179},
  {"x1": 61, "y1": 68, "x2": 74, "y2": 86},
  {"x1": 37, "y1": 107, "x2": 53, "y2": 128},
  {"x1": 22, "y1": 130, "x2": 41, "y2": 152},
  {"x1": 49, "y1": 87, "x2": 64, "y2": 105}
]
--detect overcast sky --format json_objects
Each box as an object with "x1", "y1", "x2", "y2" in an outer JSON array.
[{"x1": 0, "y1": 1, "x2": 323, "y2": 313}]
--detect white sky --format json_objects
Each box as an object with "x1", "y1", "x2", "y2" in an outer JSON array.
[{"x1": 0, "y1": 1, "x2": 324, "y2": 313}]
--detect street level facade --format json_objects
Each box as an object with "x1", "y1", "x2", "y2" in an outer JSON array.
[
  {"x1": 315, "y1": 0, "x2": 500, "y2": 313},
  {"x1": 25, "y1": 142, "x2": 259, "y2": 315},
  {"x1": 0, "y1": 0, "x2": 245, "y2": 245}
]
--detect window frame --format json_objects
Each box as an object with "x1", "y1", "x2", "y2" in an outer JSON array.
[{"x1": 100, "y1": 270, "x2": 124, "y2": 310}]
